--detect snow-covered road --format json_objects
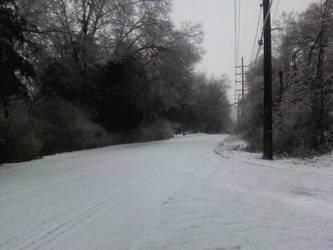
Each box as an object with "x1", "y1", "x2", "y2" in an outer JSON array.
[{"x1": 1, "y1": 134, "x2": 333, "y2": 250}]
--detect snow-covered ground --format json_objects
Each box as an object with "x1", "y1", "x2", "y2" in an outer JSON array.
[{"x1": 1, "y1": 134, "x2": 333, "y2": 250}]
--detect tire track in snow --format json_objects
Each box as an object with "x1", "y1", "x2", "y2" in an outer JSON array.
[
  {"x1": 21, "y1": 163, "x2": 161, "y2": 250},
  {"x1": 1, "y1": 155, "x2": 163, "y2": 250},
  {"x1": 0, "y1": 154, "x2": 110, "y2": 199},
  {"x1": 0, "y1": 157, "x2": 117, "y2": 207},
  {"x1": 18, "y1": 185, "x2": 133, "y2": 250},
  {"x1": 0, "y1": 159, "x2": 131, "y2": 226},
  {"x1": 1, "y1": 169, "x2": 115, "y2": 227},
  {"x1": 0, "y1": 153, "x2": 141, "y2": 227},
  {"x1": 1, "y1": 183, "x2": 132, "y2": 249}
]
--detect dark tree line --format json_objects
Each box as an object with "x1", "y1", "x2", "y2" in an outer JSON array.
[
  {"x1": 0, "y1": 0, "x2": 232, "y2": 163},
  {"x1": 238, "y1": 0, "x2": 333, "y2": 156},
  {"x1": 0, "y1": 0, "x2": 34, "y2": 118}
]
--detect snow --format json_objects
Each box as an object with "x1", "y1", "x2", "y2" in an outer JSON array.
[{"x1": 1, "y1": 134, "x2": 333, "y2": 250}]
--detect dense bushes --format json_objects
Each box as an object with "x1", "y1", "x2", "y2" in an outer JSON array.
[
  {"x1": 0, "y1": 106, "x2": 42, "y2": 162},
  {"x1": 0, "y1": 98, "x2": 183, "y2": 163},
  {"x1": 35, "y1": 98, "x2": 113, "y2": 154},
  {"x1": 116, "y1": 120, "x2": 178, "y2": 143},
  {"x1": 0, "y1": 99, "x2": 113, "y2": 163}
]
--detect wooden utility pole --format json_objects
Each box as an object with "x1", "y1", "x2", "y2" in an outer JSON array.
[
  {"x1": 235, "y1": 58, "x2": 248, "y2": 100},
  {"x1": 241, "y1": 57, "x2": 245, "y2": 100},
  {"x1": 237, "y1": 94, "x2": 241, "y2": 126},
  {"x1": 278, "y1": 71, "x2": 284, "y2": 105},
  {"x1": 235, "y1": 58, "x2": 249, "y2": 128},
  {"x1": 263, "y1": 0, "x2": 273, "y2": 160}
]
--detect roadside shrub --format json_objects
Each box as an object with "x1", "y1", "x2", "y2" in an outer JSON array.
[
  {"x1": 0, "y1": 105, "x2": 42, "y2": 162},
  {"x1": 0, "y1": 98, "x2": 115, "y2": 163},
  {"x1": 34, "y1": 98, "x2": 113, "y2": 155},
  {"x1": 67, "y1": 111, "x2": 113, "y2": 150},
  {"x1": 140, "y1": 120, "x2": 176, "y2": 141},
  {"x1": 116, "y1": 119, "x2": 177, "y2": 143}
]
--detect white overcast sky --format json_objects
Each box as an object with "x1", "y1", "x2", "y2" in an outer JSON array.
[{"x1": 171, "y1": 0, "x2": 316, "y2": 100}]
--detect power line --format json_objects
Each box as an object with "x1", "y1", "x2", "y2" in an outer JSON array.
[
  {"x1": 252, "y1": 0, "x2": 274, "y2": 66},
  {"x1": 234, "y1": 0, "x2": 237, "y2": 69},
  {"x1": 251, "y1": 2, "x2": 333, "y2": 67},
  {"x1": 259, "y1": 0, "x2": 274, "y2": 44},
  {"x1": 263, "y1": 0, "x2": 274, "y2": 27},
  {"x1": 272, "y1": 16, "x2": 333, "y2": 30},
  {"x1": 272, "y1": 0, "x2": 280, "y2": 23},
  {"x1": 237, "y1": 0, "x2": 241, "y2": 65},
  {"x1": 253, "y1": 43, "x2": 263, "y2": 66},
  {"x1": 251, "y1": 3, "x2": 263, "y2": 63},
  {"x1": 234, "y1": 0, "x2": 237, "y2": 108},
  {"x1": 234, "y1": 0, "x2": 243, "y2": 109}
]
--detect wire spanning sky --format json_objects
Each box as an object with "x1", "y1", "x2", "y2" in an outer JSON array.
[{"x1": 171, "y1": 0, "x2": 316, "y2": 100}]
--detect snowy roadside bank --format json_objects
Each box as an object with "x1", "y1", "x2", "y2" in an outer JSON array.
[{"x1": 214, "y1": 135, "x2": 333, "y2": 172}]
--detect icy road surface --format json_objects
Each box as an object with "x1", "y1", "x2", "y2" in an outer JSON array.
[{"x1": 1, "y1": 134, "x2": 333, "y2": 250}]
